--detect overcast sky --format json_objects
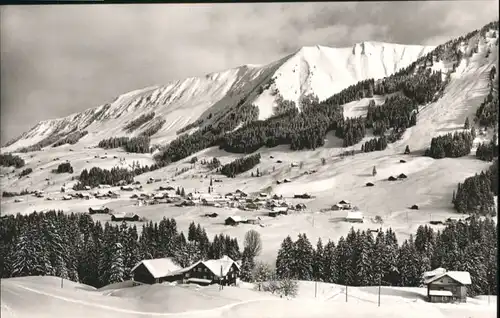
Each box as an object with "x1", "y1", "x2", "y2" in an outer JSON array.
[{"x1": 1, "y1": 1, "x2": 498, "y2": 144}]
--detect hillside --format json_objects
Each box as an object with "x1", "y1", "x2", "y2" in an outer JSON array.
[
  {"x1": 0, "y1": 22, "x2": 498, "y2": 264},
  {"x1": 2, "y1": 42, "x2": 433, "y2": 153},
  {"x1": 1, "y1": 277, "x2": 496, "y2": 318}
]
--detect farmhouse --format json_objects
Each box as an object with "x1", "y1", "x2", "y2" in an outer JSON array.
[
  {"x1": 80, "y1": 192, "x2": 91, "y2": 199},
  {"x1": 121, "y1": 185, "x2": 134, "y2": 191},
  {"x1": 225, "y1": 216, "x2": 246, "y2": 226},
  {"x1": 345, "y1": 211, "x2": 364, "y2": 223},
  {"x1": 88, "y1": 206, "x2": 110, "y2": 214},
  {"x1": 338, "y1": 200, "x2": 352, "y2": 209},
  {"x1": 111, "y1": 212, "x2": 140, "y2": 222},
  {"x1": 424, "y1": 270, "x2": 472, "y2": 303},
  {"x1": 178, "y1": 255, "x2": 240, "y2": 286},
  {"x1": 269, "y1": 207, "x2": 288, "y2": 217},
  {"x1": 131, "y1": 258, "x2": 183, "y2": 284},
  {"x1": 62, "y1": 195, "x2": 72, "y2": 201}
]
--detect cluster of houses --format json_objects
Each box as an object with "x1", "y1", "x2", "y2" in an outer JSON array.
[
  {"x1": 329, "y1": 200, "x2": 365, "y2": 223},
  {"x1": 131, "y1": 255, "x2": 240, "y2": 286},
  {"x1": 88, "y1": 206, "x2": 140, "y2": 222}
]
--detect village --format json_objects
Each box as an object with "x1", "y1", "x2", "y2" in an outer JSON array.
[{"x1": 8, "y1": 173, "x2": 374, "y2": 225}]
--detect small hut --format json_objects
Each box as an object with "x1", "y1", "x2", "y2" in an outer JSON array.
[
  {"x1": 388, "y1": 176, "x2": 397, "y2": 181},
  {"x1": 366, "y1": 182, "x2": 375, "y2": 187},
  {"x1": 398, "y1": 173, "x2": 408, "y2": 179},
  {"x1": 410, "y1": 204, "x2": 419, "y2": 210}
]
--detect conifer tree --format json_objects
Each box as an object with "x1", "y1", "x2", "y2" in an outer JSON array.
[
  {"x1": 276, "y1": 236, "x2": 295, "y2": 279},
  {"x1": 108, "y1": 242, "x2": 125, "y2": 284},
  {"x1": 312, "y1": 238, "x2": 324, "y2": 281},
  {"x1": 292, "y1": 234, "x2": 314, "y2": 280}
]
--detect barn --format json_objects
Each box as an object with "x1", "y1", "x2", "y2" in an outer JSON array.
[
  {"x1": 111, "y1": 212, "x2": 140, "y2": 222},
  {"x1": 424, "y1": 270, "x2": 472, "y2": 303},
  {"x1": 345, "y1": 211, "x2": 364, "y2": 223},
  {"x1": 225, "y1": 216, "x2": 246, "y2": 226},
  {"x1": 131, "y1": 258, "x2": 183, "y2": 284}
]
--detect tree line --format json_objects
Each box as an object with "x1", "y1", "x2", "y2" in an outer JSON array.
[
  {"x1": 139, "y1": 118, "x2": 166, "y2": 137},
  {"x1": 476, "y1": 141, "x2": 498, "y2": 161},
  {"x1": 453, "y1": 159, "x2": 497, "y2": 216},
  {"x1": 0, "y1": 211, "x2": 241, "y2": 288},
  {"x1": 124, "y1": 112, "x2": 156, "y2": 133},
  {"x1": 274, "y1": 217, "x2": 497, "y2": 296},
  {"x1": 53, "y1": 162, "x2": 74, "y2": 174},
  {"x1": 0, "y1": 153, "x2": 25, "y2": 168},
  {"x1": 425, "y1": 131, "x2": 474, "y2": 159},
  {"x1": 73, "y1": 167, "x2": 135, "y2": 189},
  {"x1": 19, "y1": 168, "x2": 33, "y2": 177},
  {"x1": 361, "y1": 136, "x2": 388, "y2": 153},
  {"x1": 475, "y1": 65, "x2": 498, "y2": 128},
  {"x1": 219, "y1": 153, "x2": 261, "y2": 178},
  {"x1": 98, "y1": 136, "x2": 151, "y2": 153},
  {"x1": 52, "y1": 131, "x2": 88, "y2": 147}
]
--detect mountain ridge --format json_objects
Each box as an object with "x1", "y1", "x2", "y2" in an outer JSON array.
[{"x1": 2, "y1": 41, "x2": 435, "y2": 152}]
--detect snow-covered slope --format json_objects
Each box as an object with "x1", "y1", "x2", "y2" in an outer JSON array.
[
  {"x1": 2, "y1": 42, "x2": 433, "y2": 152},
  {"x1": 1, "y1": 277, "x2": 495, "y2": 318}
]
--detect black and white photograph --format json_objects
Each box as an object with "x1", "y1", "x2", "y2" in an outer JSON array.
[{"x1": 0, "y1": 1, "x2": 498, "y2": 317}]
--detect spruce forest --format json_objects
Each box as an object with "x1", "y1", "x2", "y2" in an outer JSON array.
[{"x1": 0, "y1": 211, "x2": 241, "y2": 288}]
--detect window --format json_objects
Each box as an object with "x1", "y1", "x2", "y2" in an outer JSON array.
[
  {"x1": 185, "y1": 273, "x2": 190, "y2": 278},
  {"x1": 203, "y1": 275, "x2": 207, "y2": 279}
]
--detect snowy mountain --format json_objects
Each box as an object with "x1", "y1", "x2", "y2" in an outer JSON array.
[{"x1": 2, "y1": 42, "x2": 434, "y2": 152}]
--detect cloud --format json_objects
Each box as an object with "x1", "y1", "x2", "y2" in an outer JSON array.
[{"x1": 1, "y1": 1, "x2": 498, "y2": 144}]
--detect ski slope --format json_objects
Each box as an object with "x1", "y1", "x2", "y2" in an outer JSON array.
[{"x1": 1, "y1": 277, "x2": 495, "y2": 318}]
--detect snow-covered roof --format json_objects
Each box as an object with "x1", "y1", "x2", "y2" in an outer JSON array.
[
  {"x1": 131, "y1": 258, "x2": 182, "y2": 278},
  {"x1": 272, "y1": 207, "x2": 288, "y2": 212},
  {"x1": 425, "y1": 271, "x2": 472, "y2": 285},
  {"x1": 346, "y1": 211, "x2": 363, "y2": 219},
  {"x1": 203, "y1": 255, "x2": 239, "y2": 276},
  {"x1": 429, "y1": 290, "x2": 453, "y2": 296},
  {"x1": 227, "y1": 216, "x2": 246, "y2": 222},
  {"x1": 171, "y1": 255, "x2": 239, "y2": 278},
  {"x1": 111, "y1": 212, "x2": 138, "y2": 218},
  {"x1": 423, "y1": 267, "x2": 447, "y2": 279}
]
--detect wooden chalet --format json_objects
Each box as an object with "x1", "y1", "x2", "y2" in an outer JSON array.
[
  {"x1": 111, "y1": 212, "x2": 140, "y2": 222},
  {"x1": 131, "y1": 258, "x2": 183, "y2": 284},
  {"x1": 88, "y1": 206, "x2": 110, "y2": 214},
  {"x1": 176, "y1": 255, "x2": 240, "y2": 286},
  {"x1": 423, "y1": 269, "x2": 471, "y2": 303},
  {"x1": 269, "y1": 207, "x2": 288, "y2": 217},
  {"x1": 225, "y1": 216, "x2": 245, "y2": 226}
]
